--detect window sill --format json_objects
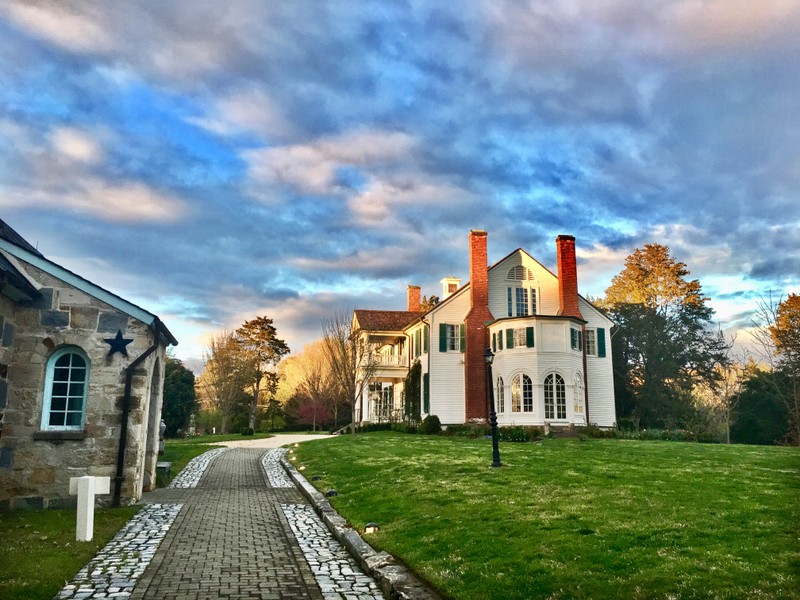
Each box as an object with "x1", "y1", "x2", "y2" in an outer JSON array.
[{"x1": 33, "y1": 430, "x2": 86, "y2": 441}]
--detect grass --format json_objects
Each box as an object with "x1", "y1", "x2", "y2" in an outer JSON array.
[
  {"x1": 166, "y1": 432, "x2": 274, "y2": 444},
  {"x1": 0, "y1": 506, "x2": 140, "y2": 600},
  {"x1": 292, "y1": 432, "x2": 800, "y2": 600}
]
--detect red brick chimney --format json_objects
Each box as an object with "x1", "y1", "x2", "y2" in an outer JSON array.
[
  {"x1": 464, "y1": 230, "x2": 494, "y2": 421},
  {"x1": 407, "y1": 285, "x2": 421, "y2": 312},
  {"x1": 556, "y1": 235, "x2": 583, "y2": 320}
]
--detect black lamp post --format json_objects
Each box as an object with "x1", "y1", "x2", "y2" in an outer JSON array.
[{"x1": 484, "y1": 347, "x2": 502, "y2": 468}]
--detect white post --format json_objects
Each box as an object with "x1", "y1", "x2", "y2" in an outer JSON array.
[{"x1": 69, "y1": 476, "x2": 111, "y2": 541}]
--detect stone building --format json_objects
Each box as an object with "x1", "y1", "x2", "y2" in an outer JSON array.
[{"x1": 0, "y1": 218, "x2": 177, "y2": 509}]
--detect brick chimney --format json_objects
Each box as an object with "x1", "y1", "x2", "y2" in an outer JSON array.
[
  {"x1": 556, "y1": 235, "x2": 583, "y2": 320},
  {"x1": 464, "y1": 230, "x2": 494, "y2": 421},
  {"x1": 407, "y1": 285, "x2": 421, "y2": 312}
]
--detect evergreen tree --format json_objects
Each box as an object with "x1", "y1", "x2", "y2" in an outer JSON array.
[{"x1": 162, "y1": 356, "x2": 196, "y2": 436}]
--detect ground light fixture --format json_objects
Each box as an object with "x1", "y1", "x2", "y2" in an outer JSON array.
[
  {"x1": 364, "y1": 523, "x2": 380, "y2": 534},
  {"x1": 325, "y1": 489, "x2": 338, "y2": 497},
  {"x1": 484, "y1": 347, "x2": 502, "y2": 468}
]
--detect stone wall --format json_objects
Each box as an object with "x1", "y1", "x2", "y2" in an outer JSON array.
[{"x1": 0, "y1": 263, "x2": 166, "y2": 510}]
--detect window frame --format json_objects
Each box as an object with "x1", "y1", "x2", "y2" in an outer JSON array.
[
  {"x1": 496, "y1": 376, "x2": 505, "y2": 413},
  {"x1": 41, "y1": 346, "x2": 90, "y2": 431},
  {"x1": 585, "y1": 329, "x2": 597, "y2": 356},
  {"x1": 544, "y1": 373, "x2": 567, "y2": 420}
]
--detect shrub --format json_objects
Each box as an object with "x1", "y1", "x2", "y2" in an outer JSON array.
[
  {"x1": 443, "y1": 423, "x2": 490, "y2": 438},
  {"x1": 240, "y1": 427, "x2": 255, "y2": 436},
  {"x1": 420, "y1": 415, "x2": 442, "y2": 435},
  {"x1": 391, "y1": 421, "x2": 418, "y2": 434},
  {"x1": 495, "y1": 426, "x2": 543, "y2": 442},
  {"x1": 357, "y1": 422, "x2": 392, "y2": 433},
  {"x1": 617, "y1": 417, "x2": 636, "y2": 432}
]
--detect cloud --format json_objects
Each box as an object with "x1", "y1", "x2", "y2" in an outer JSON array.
[{"x1": 50, "y1": 127, "x2": 103, "y2": 164}]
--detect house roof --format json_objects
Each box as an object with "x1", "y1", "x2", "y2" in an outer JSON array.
[
  {"x1": 0, "y1": 219, "x2": 42, "y2": 301},
  {"x1": 0, "y1": 217, "x2": 178, "y2": 345},
  {"x1": 353, "y1": 309, "x2": 421, "y2": 332}
]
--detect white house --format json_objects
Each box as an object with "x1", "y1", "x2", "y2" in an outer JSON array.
[{"x1": 352, "y1": 230, "x2": 616, "y2": 428}]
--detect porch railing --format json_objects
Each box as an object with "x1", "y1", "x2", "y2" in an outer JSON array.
[{"x1": 372, "y1": 354, "x2": 407, "y2": 368}]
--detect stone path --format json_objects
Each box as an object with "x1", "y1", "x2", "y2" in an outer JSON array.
[
  {"x1": 55, "y1": 503, "x2": 183, "y2": 599},
  {"x1": 56, "y1": 442, "x2": 387, "y2": 600}
]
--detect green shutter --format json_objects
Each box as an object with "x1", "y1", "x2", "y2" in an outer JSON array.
[
  {"x1": 499, "y1": 329, "x2": 503, "y2": 350},
  {"x1": 597, "y1": 327, "x2": 606, "y2": 358},
  {"x1": 415, "y1": 330, "x2": 421, "y2": 356},
  {"x1": 570, "y1": 328, "x2": 577, "y2": 349},
  {"x1": 526, "y1": 326, "x2": 535, "y2": 348},
  {"x1": 579, "y1": 330, "x2": 583, "y2": 350},
  {"x1": 439, "y1": 323, "x2": 447, "y2": 352},
  {"x1": 460, "y1": 323, "x2": 466, "y2": 353},
  {"x1": 506, "y1": 328, "x2": 514, "y2": 349},
  {"x1": 423, "y1": 326, "x2": 429, "y2": 353},
  {"x1": 423, "y1": 373, "x2": 430, "y2": 413},
  {"x1": 492, "y1": 332, "x2": 497, "y2": 352}
]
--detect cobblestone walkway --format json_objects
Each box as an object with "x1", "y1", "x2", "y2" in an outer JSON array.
[{"x1": 132, "y1": 448, "x2": 323, "y2": 600}]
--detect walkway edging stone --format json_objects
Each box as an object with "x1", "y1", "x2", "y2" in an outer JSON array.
[{"x1": 281, "y1": 454, "x2": 443, "y2": 600}]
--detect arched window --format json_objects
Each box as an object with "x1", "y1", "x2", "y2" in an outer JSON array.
[
  {"x1": 41, "y1": 347, "x2": 90, "y2": 430},
  {"x1": 496, "y1": 376, "x2": 505, "y2": 413},
  {"x1": 506, "y1": 266, "x2": 535, "y2": 281},
  {"x1": 511, "y1": 374, "x2": 533, "y2": 413},
  {"x1": 544, "y1": 373, "x2": 566, "y2": 420}
]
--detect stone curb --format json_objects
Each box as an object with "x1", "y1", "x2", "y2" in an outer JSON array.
[{"x1": 281, "y1": 455, "x2": 444, "y2": 600}]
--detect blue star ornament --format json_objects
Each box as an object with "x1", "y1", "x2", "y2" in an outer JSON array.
[{"x1": 104, "y1": 330, "x2": 134, "y2": 357}]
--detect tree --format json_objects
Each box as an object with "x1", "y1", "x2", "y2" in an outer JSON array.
[
  {"x1": 162, "y1": 357, "x2": 196, "y2": 436},
  {"x1": 296, "y1": 340, "x2": 336, "y2": 432},
  {"x1": 731, "y1": 368, "x2": 791, "y2": 445},
  {"x1": 751, "y1": 293, "x2": 800, "y2": 444},
  {"x1": 234, "y1": 316, "x2": 290, "y2": 430},
  {"x1": 197, "y1": 332, "x2": 250, "y2": 433},
  {"x1": 601, "y1": 244, "x2": 728, "y2": 427},
  {"x1": 420, "y1": 295, "x2": 440, "y2": 312},
  {"x1": 322, "y1": 310, "x2": 379, "y2": 432}
]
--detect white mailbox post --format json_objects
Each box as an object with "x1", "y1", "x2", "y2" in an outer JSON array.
[{"x1": 69, "y1": 476, "x2": 111, "y2": 541}]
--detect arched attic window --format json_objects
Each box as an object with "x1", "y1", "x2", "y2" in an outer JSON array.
[
  {"x1": 506, "y1": 266, "x2": 537, "y2": 317},
  {"x1": 506, "y1": 266, "x2": 535, "y2": 281},
  {"x1": 41, "y1": 347, "x2": 90, "y2": 431}
]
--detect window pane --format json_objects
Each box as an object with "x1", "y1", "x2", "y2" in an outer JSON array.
[
  {"x1": 530, "y1": 289, "x2": 537, "y2": 315},
  {"x1": 66, "y1": 412, "x2": 82, "y2": 426},
  {"x1": 507, "y1": 288, "x2": 512, "y2": 317},
  {"x1": 67, "y1": 396, "x2": 84, "y2": 411},
  {"x1": 49, "y1": 411, "x2": 65, "y2": 426},
  {"x1": 52, "y1": 382, "x2": 69, "y2": 397},
  {"x1": 55, "y1": 354, "x2": 72, "y2": 367},
  {"x1": 556, "y1": 374, "x2": 566, "y2": 419},
  {"x1": 497, "y1": 377, "x2": 504, "y2": 413},
  {"x1": 54, "y1": 367, "x2": 70, "y2": 382},
  {"x1": 511, "y1": 375, "x2": 521, "y2": 412},
  {"x1": 516, "y1": 287, "x2": 528, "y2": 316},
  {"x1": 544, "y1": 374, "x2": 554, "y2": 419},
  {"x1": 523, "y1": 375, "x2": 533, "y2": 412},
  {"x1": 51, "y1": 396, "x2": 67, "y2": 411}
]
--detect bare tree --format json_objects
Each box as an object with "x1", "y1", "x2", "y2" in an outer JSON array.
[
  {"x1": 296, "y1": 341, "x2": 336, "y2": 431},
  {"x1": 322, "y1": 310, "x2": 379, "y2": 432},
  {"x1": 751, "y1": 293, "x2": 800, "y2": 445},
  {"x1": 197, "y1": 332, "x2": 249, "y2": 433}
]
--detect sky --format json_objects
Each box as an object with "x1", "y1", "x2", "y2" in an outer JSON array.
[{"x1": 1, "y1": 0, "x2": 798, "y2": 370}]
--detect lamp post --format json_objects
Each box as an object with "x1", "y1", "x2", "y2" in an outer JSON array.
[{"x1": 484, "y1": 347, "x2": 502, "y2": 468}]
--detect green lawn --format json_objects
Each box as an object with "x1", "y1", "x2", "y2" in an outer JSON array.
[
  {"x1": 0, "y1": 506, "x2": 140, "y2": 600},
  {"x1": 292, "y1": 433, "x2": 800, "y2": 600}
]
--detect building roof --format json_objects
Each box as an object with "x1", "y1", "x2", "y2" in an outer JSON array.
[
  {"x1": 0, "y1": 217, "x2": 178, "y2": 345},
  {"x1": 353, "y1": 309, "x2": 421, "y2": 332}
]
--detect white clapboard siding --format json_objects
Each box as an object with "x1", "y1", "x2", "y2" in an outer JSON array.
[{"x1": 427, "y1": 288, "x2": 469, "y2": 424}]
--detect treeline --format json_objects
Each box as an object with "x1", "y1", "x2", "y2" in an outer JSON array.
[{"x1": 600, "y1": 244, "x2": 799, "y2": 446}]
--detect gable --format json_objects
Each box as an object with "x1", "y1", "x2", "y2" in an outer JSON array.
[{"x1": 0, "y1": 237, "x2": 177, "y2": 345}]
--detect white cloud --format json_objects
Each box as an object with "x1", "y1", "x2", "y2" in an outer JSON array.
[
  {"x1": 244, "y1": 129, "x2": 417, "y2": 194},
  {"x1": 50, "y1": 127, "x2": 103, "y2": 164}
]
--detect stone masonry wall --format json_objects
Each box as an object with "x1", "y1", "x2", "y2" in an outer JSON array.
[{"x1": 0, "y1": 262, "x2": 164, "y2": 510}]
